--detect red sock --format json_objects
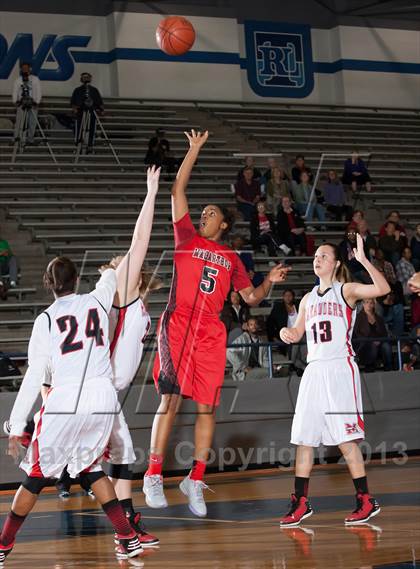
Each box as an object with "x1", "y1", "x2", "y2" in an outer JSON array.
[
  {"x1": 102, "y1": 499, "x2": 134, "y2": 537},
  {"x1": 0, "y1": 511, "x2": 26, "y2": 546},
  {"x1": 190, "y1": 460, "x2": 206, "y2": 481},
  {"x1": 146, "y1": 453, "x2": 163, "y2": 476}
]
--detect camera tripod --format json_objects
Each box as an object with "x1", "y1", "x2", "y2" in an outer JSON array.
[
  {"x1": 11, "y1": 104, "x2": 58, "y2": 165},
  {"x1": 74, "y1": 109, "x2": 120, "y2": 165}
]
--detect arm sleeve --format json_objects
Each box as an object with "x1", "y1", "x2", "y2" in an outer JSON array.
[
  {"x1": 173, "y1": 212, "x2": 196, "y2": 248},
  {"x1": 232, "y1": 254, "x2": 252, "y2": 292},
  {"x1": 90, "y1": 269, "x2": 117, "y2": 313},
  {"x1": 9, "y1": 313, "x2": 50, "y2": 436}
]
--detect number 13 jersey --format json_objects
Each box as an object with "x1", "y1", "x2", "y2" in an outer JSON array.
[
  {"x1": 170, "y1": 213, "x2": 250, "y2": 316},
  {"x1": 305, "y1": 281, "x2": 356, "y2": 363}
]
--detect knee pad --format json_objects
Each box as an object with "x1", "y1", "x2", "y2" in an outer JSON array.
[
  {"x1": 79, "y1": 470, "x2": 106, "y2": 489},
  {"x1": 22, "y1": 476, "x2": 49, "y2": 495},
  {"x1": 109, "y1": 464, "x2": 133, "y2": 480}
]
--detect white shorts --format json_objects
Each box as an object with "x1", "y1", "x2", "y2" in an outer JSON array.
[
  {"x1": 105, "y1": 410, "x2": 136, "y2": 465},
  {"x1": 21, "y1": 377, "x2": 118, "y2": 479},
  {"x1": 291, "y1": 358, "x2": 365, "y2": 447}
]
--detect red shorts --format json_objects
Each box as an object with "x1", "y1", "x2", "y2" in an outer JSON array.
[{"x1": 153, "y1": 309, "x2": 227, "y2": 407}]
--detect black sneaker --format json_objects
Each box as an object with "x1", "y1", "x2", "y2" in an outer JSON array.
[{"x1": 115, "y1": 533, "x2": 143, "y2": 559}]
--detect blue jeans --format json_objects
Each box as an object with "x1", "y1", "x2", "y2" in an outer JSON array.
[
  {"x1": 383, "y1": 303, "x2": 405, "y2": 337},
  {"x1": 237, "y1": 202, "x2": 256, "y2": 221},
  {"x1": 297, "y1": 202, "x2": 326, "y2": 222}
]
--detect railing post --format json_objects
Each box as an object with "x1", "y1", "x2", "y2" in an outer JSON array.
[
  {"x1": 268, "y1": 344, "x2": 273, "y2": 379},
  {"x1": 397, "y1": 339, "x2": 403, "y2": 371}
]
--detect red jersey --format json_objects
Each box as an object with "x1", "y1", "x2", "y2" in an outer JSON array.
[{"x1": 167, "y1": 213, "x2": 251, "y2": 316}]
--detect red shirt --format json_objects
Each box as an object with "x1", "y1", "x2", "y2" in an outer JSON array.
[
  {"x1": 168, "y1": 213, "x2": 251, "y2": 316},
  {"x1": 286, "y1": 212, "x2": 296, "y2": 230}
]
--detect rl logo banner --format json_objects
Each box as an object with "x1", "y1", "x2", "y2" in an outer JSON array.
[{"x1": 244, "y1": 21, "x2": 314, "y2": 98}]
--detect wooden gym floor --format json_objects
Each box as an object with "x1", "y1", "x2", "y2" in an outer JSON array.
[{"x1": 0, "y1": 459, "x2": 419, "y2": 569}]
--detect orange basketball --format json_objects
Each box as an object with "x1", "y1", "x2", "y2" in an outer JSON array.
[{"x1": 156, "y1": 16, "x2": 196, "y2": 56}]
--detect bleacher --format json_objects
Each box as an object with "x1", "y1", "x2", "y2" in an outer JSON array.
[{"x1": 0, "y1": 97, "x2": 418, "y2": 386}]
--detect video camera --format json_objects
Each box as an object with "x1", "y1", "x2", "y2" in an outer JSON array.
[
  {"x1": 82, "y1": 84, "x2": 94, "y2": 110},
  {"x1": 20, "y1": 79, "x2": 33, "y2": 110}
]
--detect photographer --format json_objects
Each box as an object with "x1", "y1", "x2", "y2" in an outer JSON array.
[
  {"x1": 144, "y1": 128, "x2": 178, "y2": 177},
  {"x1": 70, "y1": 72, "x2": 104, "y2": 151},
  {"x1": 12, "y1": 62, "x2": 42, "y2": 145}
]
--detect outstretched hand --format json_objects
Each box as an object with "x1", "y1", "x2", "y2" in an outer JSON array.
[
  {"x1": 147, "y1": 165, "x2": 161, "y2": 195},
  {"x1": 184, "y1": 129, "x2": 209, "y2": 150},
  {"x1": 268, "y1": 264, "x2": 291, "y2": 284},
  {"x1": 353, "y1": 234, "x2": 367, "y2": 264},
  {"x1": 408, "y1": 272, "x2": 420, "y2": 296},
  {"x1": 8, "y1": 435, "x2": 23, "y2": 461},
  {"x1": 280, "y1": 327, "x2": 300, "y2": 344}
]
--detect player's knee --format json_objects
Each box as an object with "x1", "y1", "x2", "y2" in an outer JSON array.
[
  {"x1": 109, "y1": 464, "x2": 132, "y2": 480},
  {"x1": 22, "y1": 475, "x2": 49, "y2": 495},
  {"x1": 79, "y1": 470, "x2": 106, "y2": 489}
]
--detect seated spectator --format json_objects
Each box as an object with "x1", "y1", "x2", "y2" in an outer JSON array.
[
  {"x1": 396, "y1": 247, "x2": 416, "y2": 297},
  {"x1": 342, "y1": 150, "x2": 372, "y2": 192},
  {"x1": 234, "y1": 166, "x2": 261, "y2": 221},
  {"x1": 250, "y1": 201, "x2": 291, "y2": 257},
  {"x1": 292, "y1": 170, "x2": 326, "y2": 224},
  {"x1": 377, "y1": 285, "x2": 405, "y2": 338},
  {"x1": 265, "y1": 167, "x2": 291, "y2": 214},
  {"x1": 221, "y1": 290, "x2": 250, "y2": 341},
  {"x1": 237, "y1": 156, "x2": 261, "y2": 181},
  {"x1": 338, "y1": 227, "x2": 370, "y2": 283},
  {"x1": 378, "y1": 221, "x2": 404, "y2": 266},
  {"x1": 291, "y1": 155, "x2": 313, "y2": 187},
  {"x1": 353, "y1": 299, "x2": 393, "y2": 372},
  {"x1": 144, "y1": 128, "x2": 178, "y2": 175},
  {"x1": 410, "y1": 223, "x2": 420, "y2": 271},
  {"x1": 262, "y1": 156, "x2": 279, "y2": 184},
  {"x1": 277, "y1": 196, "x2": 307, "y2": 255},
  {"x1": 372, "y1": 248, "x2": 397, "y2": 286},
  {"x1": 323, "y1": 169, "x2": 353, "y2": 222},
  {"x1": 378, "y1": 211, "x2": 408, "y2": 246},
  {"x1": 348, "y1": 209, "x2": 365, "y2": 230},
  {"x1": 357, "y1": 219, "x2": 377, "y2": 261},
  {"x1": 0, "y1": 235, "x2": 18, "y2": 287},
  {"x1": 230, "y1": 234, "x2": 264, "y2": 287},
  {"x1": 401, "y1": 325, "x2": 420, "y2": 371},
  {"x1": 226, "y1": 317, "x2": 269, "y2": 381}
]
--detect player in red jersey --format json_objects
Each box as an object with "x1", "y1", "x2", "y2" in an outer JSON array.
[{"x1": 143, "y1": 130, "x2": 289, "y2": 517}]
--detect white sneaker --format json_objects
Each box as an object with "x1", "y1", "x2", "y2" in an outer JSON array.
[
  {"x1": 143, "y1": 474, "x2": 168, "y2": 509},
  {"x1": 279, "y1": 244, "x2": 292, "y2": 255},
  {"x1": 179, "y1": 475, "x2": 213, "y2": 518}
]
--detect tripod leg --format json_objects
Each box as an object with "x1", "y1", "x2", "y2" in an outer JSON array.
[
  {"x1": 74, "y1": 111, "x2": 88, "y2": 164},
  {"x1": 30, "y1": 109, "x2": 59, "y2": 166},
  {"x1": 93, "y1": 110, "x2": 121, "y2": 165}
]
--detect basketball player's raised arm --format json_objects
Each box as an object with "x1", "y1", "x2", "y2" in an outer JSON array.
[
  {"x1": 9, "y1": 313, "x2": 50, "y2": 437},
  {"x1": 279, "y1": 293, "x2": 309, "y2": 344},
  {"x1": 114, "y1": 166, "x2": 160, "y2": 305},
  {"x1": 343, "y1": 234, "x2": 391, "y2": 306},
  {"x1": 91, "y1": 267, "x2": 117, "y2": 313},
  {"x1": 171, "y1": 129, "x2": 209, "y2": 223}
]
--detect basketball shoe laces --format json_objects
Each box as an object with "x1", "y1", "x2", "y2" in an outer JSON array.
[
  {"x1": 189, "y1": 479, "x2": 215, "y2": 504},
  {"x1": 147, "y1": 474, "x2": 166, "y2": 499}
]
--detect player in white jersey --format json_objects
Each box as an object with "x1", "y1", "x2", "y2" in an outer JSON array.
[
  {"x1": 103, "y1": 165, "x2": 162, "y2": 547},
  {"x1": 279, "y1": 235, "x2": 390, "y2": 527},
  {"x1": 0, "y1": 258, "x2": 143, "y2": 565}
]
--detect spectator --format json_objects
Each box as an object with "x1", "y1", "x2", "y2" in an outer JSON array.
[
  {"x1": 411, "y1": 294, "x2": 420, "y2": 328},
  {"x1": 372, "y1": 248, "x2": 397, "y2": 286},
  {"x1": 226, "y1": 317, "x2": 269, "y2": 381},
  {"x1": 379, "y1": 211, "x2": 407, "y2": 245},
  {"x1": 12, "y1": 62, "x2": 42, "y2": 145},
  {"x1": 291, "y1": 155, "x2": 313, "y2": 186},
  {"x1": 357, "y1": 219, "x2": 377, "y2": 261},
  {"x1": 411, "y1": 223, "x2": 420, "y2": 271},
  {"x1": 292, "y1": 170, "x2": 326, "y2": 225},
  {"x1": 234, "y1": 166, "x2": 261, "y2": 221},
  {"x1": 342, "y1": 150, "x2": 372, "y2": 192},
  {"x1": 231, "y1": 234, "x2": 264, "y2": 286},
  {"x1": 377, "y1": 285, "x2": 405, "y2": 338},
  {"x1": 396, "y1": 247, "x2": 416, "y2": 297},
  {"x1": 144, "y1": 127, "x2": 178, "y2": 176},
  {"x1": 0, "y1": 235, "x2": 18, "y2": 287},
  {"x1": 265, "y1": 167, "x2": 291, "y2": 214},
  {"x1": 323, "y1": 169, "x2": 353, "y2": 222},
  {"x1": 348, "y1": 209, "x2": 365, "y2": 230},
  {"x1": 250, "y1": 201, "x2": 291, "y2": 257},
  {"x1": 221, "y1": 290, "x2": 250, "y2": 341},
  {"x1": 277, "y1": 196, "x2": 307, "y2": 255},
  {"x1": 378, "y1": 221, "x2": 404, "y2": 266},
  {"x1": 339, "y1": 227, "x2": 370, "y2": 283},
  {"x1": 237, "y1": 156, "x2": 261, "y2": 181},
  {"x1": 71, "y1": 72, "x2": 104, "y2": 152},
  {"x1": 353, "y1": 299, "x2": 393, "y2": 372},
  {"x1": 263, "y1": 156, "x2": 283, "y2": 184}
]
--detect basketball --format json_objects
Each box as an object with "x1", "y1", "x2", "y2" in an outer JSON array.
[{"x1": 156, "y1": 16, "x2": 196, "y2": 56}]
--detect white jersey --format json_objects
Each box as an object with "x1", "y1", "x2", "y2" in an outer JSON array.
[
  {"x1": 9, "y1": 269, "x2": 117, "y2": 435},
  {"x1": 305, "y1": 281, "x2": 356, "y2": 363},
  {"x1": 109, "y1": 297, "x2": 151, "y2": 391}
]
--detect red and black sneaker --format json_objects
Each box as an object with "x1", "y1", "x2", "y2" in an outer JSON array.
[
  {"x1": 344, "y1": 492, "x2": 381, "y2": 525},
  {"x1": 115, "y1": 533, "x2": 143, "y2": 559},
  {"x1": 115, "y1": 513, "x2": 160, "y2": 548},
  {"x1": 279, "y1": 494, "x2": 313, "y2": 527},
  {"x1": 0, "y1": 540, "x2": 14, "y2": 565}
]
